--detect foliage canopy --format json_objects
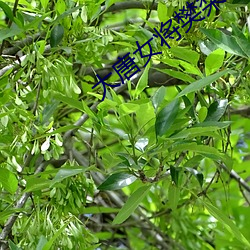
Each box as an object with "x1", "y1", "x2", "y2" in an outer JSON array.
[{"x1": 0, "y1": 0, "x2": 250, "y2": 249}]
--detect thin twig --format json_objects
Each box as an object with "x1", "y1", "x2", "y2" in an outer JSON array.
[{"x1": 142, "y1": 0, "x2": 156, "y2": 28}]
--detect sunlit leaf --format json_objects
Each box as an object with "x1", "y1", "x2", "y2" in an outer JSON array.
[
  {"x1": 40, "y1": 0, "x2": 49, "y2": 9},
  {"x1": 205, "y1": 49, "x2": 225, "y2": 75},
  {"x1": 200, "y1": 28, "x2": 247, "y2": 58},
  {"x1": 0, "y1": 209, "x2": 23, "y2": 223},
  {"x1": 135, "y1": 138, "x2": 149, "y2": 152},
  {"x1": 170, "y1": 47, "x2": 200, "y2": 65},
  {"x1": 0, "y1": 168, "x2": 18, "y2": 194},
  {"x1": 98, "y1": 172, "x2": 137, "y2": 191},
  {"x1": 151, "y1": 86, "x2": 166, "y2": 111},
  {"x1": 157, "y1": 2, "x2": 168, "y2": 22}
]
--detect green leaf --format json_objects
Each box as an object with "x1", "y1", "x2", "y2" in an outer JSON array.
[
  {"x1": 34, "y1": 125, "x2": 79, "y2": 140},
  {"x1": 0, "y1": 209, "x2": 23, "y2": 223},
  {"x1": 53, "y1": 92, "x2": 84, "y2": 112},
  {"x1": 205, "y1": 99, "x2": 228, "y2": 122},
  {"x1": 80, "y1": 206, "x2": 120, "y2": 214},
  {"x1": 198, "y1": 106, "x2": 208, "y2": 122},
  {"x1": 170, "y1": 166, "x2": 180, "y2": 186},
  {"x1": 203, "y1": 201, "x2": 250, "y2": 248},
  {"x1": 178, "y1": 60, "x2": 203, "y2": 77},
  {"x1": 155, "y1": 98, "x2": 179, "y2": 137},
  {"x1": 41, "y1": 101, "x2": 60, "y2": 125},
  {"x1": 134, "y1": 63, "x2": 150, "y2": 98},
  {"x1": 178, "y1": 91, "x2": 195, "y2": 119},
  {"x1": 151, "y1": 86, "x2": 166, "y2": 111},
  {"x1": 170, "y1": 47, "x2": 200, "y2": 65},
  {"x1": 183, "y1": 155, "x2": 203, "y2": 168},
  {"x1": 25, "y1": 12, "x2": 52, "y2": 30},
  {"x1": 98, "y1": 172, "x2": 137, "y2": 191},
  {"x1": 112, "y1": 185, "x2": 151, "y2": 224},
  {"x1": 13, "y1": 15, "x2": 24, "y2": 28},
  {"x1": 234, "y1": 36, "x2": 250, "y2": 58},
  {"x1": 50, "y1": 24, "x2": 64, "y2": 47},
  {"x1": 168, "y1": 182, "x2": 180, "y2": 210},
  {"x1": 199, "y1": 39, "x2": 218, "y2": 56},
  {"x1": 231, "y1": 24, "x2": 247, "y2": 41},
  {"x1": 200, "y1": 28, "x2": 247, "y2": 58},
  {"x1": 0, "y1": 26, "x2": 23, "y2": 42},
  {"x1": 205, "y1": 49, "x2": 225, "y2": 75},
  {"x1": 0, "y1": 1, "x2": 14, "y2": 21},
  {"x1": 0, "y1": 168, "x2": 18, "y2": 194},
  {"x1": 157, "y1": 2, "x2": 168, "y2": 22},
  {"x1": 40, "y1": 0, "x2": 49, "y2": 9},
  {"x1": 9, "y1": 241, "x2": 21, "y2": 250},
  {"x1": 155, "y1": 67, "x2": 195, "y2": 83},
  {"x1": 51, "y1": 166, "x2": 86, "y2": 186},
  {"x1": 185, "y1": 167, "x2": 204, "y2": 187},
  {"x1": 119, "y1": 103, "x2": 140, "y2": 115},
  {"x1": 42, "y1": 223, "x2": 69, "y2": 250},
  {"x1": 170, "y1": 126, "x2": 220, "y2": 139},
  {"x1": 232, "y1": 0, "x2": 249, "y2": 4},
  {"x1": 105, "y1": 0, "x2": 117, "y2": 9},
  {"x1": 24, "y1": 177, "x2": 51, "y2": 192},
  {"x1": 170, "y1": 143, "x2": 229, "y2": 165},
  {"x1": 194, "y1": 121, "x2": 231, "y2": 129},
  {"x1": 176, "y1": 70, "x2": 230, "y2": 98},
  {"x1": 36, "y1": 236, "x2": 48, "y2": 250}
]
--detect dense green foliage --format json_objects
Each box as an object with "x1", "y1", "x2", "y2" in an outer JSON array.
[{"x1": 0, "y1": 0, "x2": 250, "y2": 249}]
